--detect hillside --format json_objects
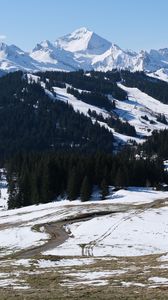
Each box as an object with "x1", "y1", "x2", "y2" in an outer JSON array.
[
  {"x1": 34, "y1": 69, "x2": 168, "y2": 142},
  {"x1": 1, "y1": 69, "x2": 168, "y2": 208},
  {"x1": 0, "y1": 71, "x2": 114, "y2": 159},
  {"x1": 1, "y1": 69, "x2": 168, "y2": 157}
]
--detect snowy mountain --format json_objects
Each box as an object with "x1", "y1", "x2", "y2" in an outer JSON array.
[
  {"x1": 0, "y1": 42, "x2": 38, "y2": 72},
  {"x1": 92, "y1": 44, "x2": 137, "y2": 71},
  {"x1": 30, "y1": 40, "x2": 80, "y2": 71},
  {"x1": 1, "y1": 27, "x2": 168, "y2": 79}
]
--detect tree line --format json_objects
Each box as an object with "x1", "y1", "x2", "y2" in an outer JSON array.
[
  {"x1": 88, "y1": 109, "x2": 137, "y2": 137},
  {"x1": 37, "y1": 69, "x2": 127, "y2": 101},
  {"x1": 6, "y1": 151, "x2": 165, "y2": 209}
]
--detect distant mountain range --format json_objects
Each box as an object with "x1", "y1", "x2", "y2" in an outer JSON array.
[{"x1": 1, "y1": 27, "x2": 168, "y2": 81}]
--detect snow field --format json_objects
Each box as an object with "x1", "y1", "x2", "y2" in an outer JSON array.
[
  {"x1": 0, "y1": 187, "x2": 168, "y2": 257},
  {"x1": 44, "y1": 205, "x2": 168, "y2": 257}
]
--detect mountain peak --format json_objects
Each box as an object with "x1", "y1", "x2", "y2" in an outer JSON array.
[
  {"x1": 40, "y1": 40, "x2": 54, "y2": 48},
  {"x1": 55, "y1": 27, "x2": 111, "y2": 55},
  {"x1": 72, "y1": 27, "x2": 92, "y2": 34},
  {"x1": 32, "y1": 40, "x2": 54, "y2": 52},
  {"x1": 0, "y1": 43, "x2": 25, "y2": 61},
  {"x1": 55, "y1": 27, "x2": 93, "y2": 53}
]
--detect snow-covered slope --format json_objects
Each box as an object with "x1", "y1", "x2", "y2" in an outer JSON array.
[
  {"x1": 147, "y1": 68, "x2": 168, "y2": 83},
  {"x1": 1, "y1": 182, "x2": 168, "y2": 257},
  {"x1": 46, "y1": 201, "x2": 168, "y2": 257},
  {"x1": 115, "y1": 83, "x2": 168, "y2": 136},
  {"x1": 50, "y1": 85, "x2": 142, "y2": 143},
  {"x1": 2, "y1": 27, "x2": 168, "y2": 74},
  {"x1": 29, "y1": 72, "x2": 168, "y2": 143}
]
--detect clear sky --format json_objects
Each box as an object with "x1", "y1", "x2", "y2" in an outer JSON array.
[{"x1": 0, "y1": 0, "x2": 168, "y2": 52}]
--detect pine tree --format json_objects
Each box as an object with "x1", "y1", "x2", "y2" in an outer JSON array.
[
  {"x1": 80, "y1": 176, "x2": 92, "y2": 202},
  {"x1": 112, "y1": 100, "x2": 116, "y2": 109},
  {"x1": 7, "y1": 171, "x2": 20, "y2": 209},
  {"x1": 67, "y1": 168, "x2": 78, "y2": 200},
  {"x1": 18, "y1": 166, "x2": 31, "y2": 207},
  {"x1": 31, "y1": 172, "x2": 40, "y2": 205},
  {"x1": 100, "y1": 179, "x2": 109, "y2": 200},
  {"x1": 41, "y1": 161, "x2": 52, "y2": 204},
  {"x1": 115, "y1": 168, "x2": 124, "y2": 187}
]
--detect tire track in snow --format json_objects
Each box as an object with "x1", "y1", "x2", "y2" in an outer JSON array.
[{"x1": 82, "y1": 199, "x2": 163, "y2": 256}]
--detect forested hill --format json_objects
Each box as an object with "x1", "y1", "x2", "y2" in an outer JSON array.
[
  {"x1": 0, "y1": 71, "x2": 114, "y2": 160},
  {"x1": 39, "y1": 69, "x2": 168, "y2": 105},
  {"x1": 1, "y1": 69, "x2": 168, "y2": 161},
  {"x1": 2, "y1": 70, "x2": 168, "y2": 207}
]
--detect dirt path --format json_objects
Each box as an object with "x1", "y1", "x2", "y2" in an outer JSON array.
[
  {"x1": 14, "y1": 210, "x2": 123, "y2": 259},
  {"x1": 10, "y1": 198, "x2": 168, "y2": 259}
]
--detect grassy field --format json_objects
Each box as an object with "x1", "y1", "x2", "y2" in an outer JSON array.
[{"x1": 0, "y1": 253, "x2": 168, "y2": 299}]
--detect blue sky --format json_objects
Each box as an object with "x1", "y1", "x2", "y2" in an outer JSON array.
[{"x1": 0, "y1": 0, "x2": 168, "y2": 51}]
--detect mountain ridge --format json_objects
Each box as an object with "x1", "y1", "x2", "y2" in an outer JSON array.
[{"x1": 1, "y1": 27, "x2": 168, "y2": 80}]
